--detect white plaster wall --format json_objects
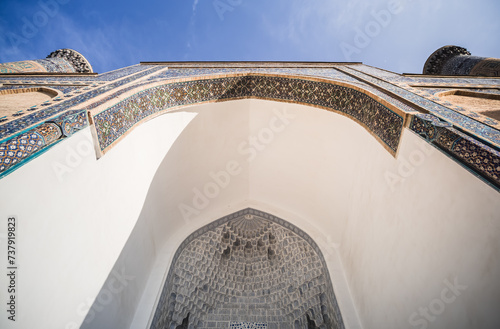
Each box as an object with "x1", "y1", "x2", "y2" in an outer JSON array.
[
  {"x1": 1, "y1": 99, "x2": 499, "y2": 329},
  {"x1": 0, "y1": 111, "x2": 197, "y2": 329},
  {"x1": 243, "y1": 101, "x2": 500, "y2": 329},
  {"x1": 129, "y1": 100, "x2": 500, "y2": 329}
]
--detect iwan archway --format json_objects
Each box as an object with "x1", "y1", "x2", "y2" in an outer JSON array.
[
  {"x1": 75, "y1": 95, "x2": 499, "y2": 329},
  {"x1": 1, "y1": 61, "x2": 499, "y2": 329}
]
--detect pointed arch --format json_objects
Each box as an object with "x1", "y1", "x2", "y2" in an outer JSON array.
[
  {"x1": 88, "y1": 73, "x2": 409, "y2": 157},
  {"x1": 149, "y1": 208, "x2": 344, "y2": 329}
]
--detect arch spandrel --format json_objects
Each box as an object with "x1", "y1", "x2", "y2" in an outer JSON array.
[
  {"x1": 150, "y1": 208, "x2": 344, "y2": 329},
  {"x1": 87, "y1": 73, "x2": 410, "y2": 158}
]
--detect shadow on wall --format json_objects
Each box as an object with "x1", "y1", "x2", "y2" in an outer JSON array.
[{"x1": 79, "y1": 104, "x2": 252, "y2": 329}]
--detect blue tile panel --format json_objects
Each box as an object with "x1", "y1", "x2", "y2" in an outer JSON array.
[
  {"x1": 0, "y1": 123, "x2": 60, "y2": 176},
  {"x1": 0, "y1": 64, "x2": 158, "y2": 82},
  {"x1": 348, "y1": 64, "x2": 500, "y2": 87},
  {"x1": 0, "y1": 66, "x2": 164, "y2": 141},
  {"x1": 0, "y1": 84, "x2": 84, "y2": 94},
  {"x1": 343, "y1": 65, "x2": 500, "y2": 128},
  {"x1": 33, "y1": 58, "x2": 76, "y2": 73},
  {"x1": 0, "y1": 110, "x2": 87, "y2": 177},
  {"x1": 148, "y1": 67, "x2": 361, "y2": 83},
  {"x1": 410, "y1": 113, "x2": 500, "y2": 189},
  {"x1": 337, "y1": 66, "x2": 500, "y2": 148},
  {"x1": 93, "y1": 75, "x2": 404, "y2": 154},
  {"x1": 85, "y1": 68, "x2": 417, "y2": 122}
]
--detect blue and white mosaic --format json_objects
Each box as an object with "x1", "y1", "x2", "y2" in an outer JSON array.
[
  {"x1": 0, "y1": 65, "x2": 163, "y2": 141},
  {"x1": 92, "y1": 74, "x2": 405, "y2": 154},
  {"x1": 338, "y1": 66, "x2": 500, "y2": 147},
  {"x1": 1, "y1": 62, "x2": 500, "y2": 189}
]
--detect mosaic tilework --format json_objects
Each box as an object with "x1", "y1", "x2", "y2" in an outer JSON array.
[
  {"x1": 84, "y1": 68, "x2": 360, "y2": 111},
  {"x1": 410, "y1": 113, "x2": 500, "y2": 189},
  {"x1": 337, "y1": 66, "x2": 500, "y2": 147},
  {"x1": 345, "y1": 64, "x2": 402, "y2": 79},
  {"x1": 93, "y1": 75, "x2": 404, "y2": 154},
  {"x1": 0, "y1": 123, "x2": 61, "y2": 175},
  {"x1": 85, "y1": 67, "x2": 415, "y2": 118},
  {"x1": 354, "y1": 64, "x2": 500, "y2": 88},
  {"x1": 148, "y1": 67, "x2": 361, "y2": 84},
  {"x1": 0, "y1": 109, "x2": 87, "y2": 177},
  {"x1": 33, "y1": 58, "x2": 76, "y2": 73},
  {"x1": 94, "y1": 64, "x2": 161, "y2": 81},
  {"x1": 150, "y1": 208, "x2": 343, "y2": 329},
  {"x1": 0, "y1": 60, "x2": 46, "y2": 73},
  {"x1": 230, "y1": 322, "x2": 268, "y2": 329},
  {"x1": 0, "y1": 64, "x2": 158, "y2": 82},
  {"x1": 0, "y1": 84, "x2": 84, "y2": 94},
  {"x1": 49, "y1": 110, "x2": 87, "y2": 137},
  {"x1": 411, "y1": 88, "x2": 500, "y2": 127},
  {"x1": 0, "y1": 66, "x2": 163, "y2": 141}
]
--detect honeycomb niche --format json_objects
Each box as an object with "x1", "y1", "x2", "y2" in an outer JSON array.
[{"x1": 150, "y1": 209, "x2": 344, "y2": 329}]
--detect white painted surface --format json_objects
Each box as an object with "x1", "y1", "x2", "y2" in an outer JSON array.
[
  {"x1": 0, "y1": 99, "x2": 499, "y2": 329},
  {"x1": 0, "y1": 111, "x2": 197, "y2": 329}
]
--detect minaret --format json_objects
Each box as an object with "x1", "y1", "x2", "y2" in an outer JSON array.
[
  {"x1": 423, "y1": 45, "x2": 500, "y2": 76},
  {"x1": 0, "y1": 48, "x2": 93, "y2": 74}
]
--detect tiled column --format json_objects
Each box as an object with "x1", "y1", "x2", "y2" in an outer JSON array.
[
  {"x1": 0, "y1": 48, "x2": 93, "y2": 74},
  {"x1": 423, "y1": 45, "x2": 500, "y2": 77}
]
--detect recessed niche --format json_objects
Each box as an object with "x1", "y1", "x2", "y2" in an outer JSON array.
[
  {"x1": 439, "y1": 89, "x2": 500, "y2": 121},
  {"x1": 0, "y1": 88, "x2": 58, "y2": 118}
]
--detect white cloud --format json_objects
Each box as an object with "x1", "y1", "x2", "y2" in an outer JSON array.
[{"x1": 193, "y1": 0, "x2": 199, "y2": 13}]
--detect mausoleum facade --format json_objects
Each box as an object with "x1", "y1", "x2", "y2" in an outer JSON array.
[{"x1": 0, "y1": 47, "x2": 499, "y2": 329}]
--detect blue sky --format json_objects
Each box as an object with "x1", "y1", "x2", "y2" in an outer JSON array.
[{"x1": 1, "y1": 0, "x2": 499, "y2": 74}]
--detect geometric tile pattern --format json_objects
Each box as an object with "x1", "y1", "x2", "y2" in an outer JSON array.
[
  {"x1": 409, "y1": 113, "x2": 500, "y2": 189},
  {"x1": 0, "y1": 84, "x2": 83, "y2": 94},
  {"x1": 338, "y1": 66, "x2": 500, "y2": 148},
  {"x1": 93, "y1": 75, "x2": 405, "y2": 154},
  {"x1": 2, "y1": 62, "x2": 500, "y2": 190},
  {"x1": 0, "y1": 63, "x2": 159, "y2": 82},
  {"x1": 0, "y1": 122, "x2": 61, "y2": 175},
  {"x1": 50, "y1": 110, "x2": 87, "y2": 137},
  {"x1": 0, "y1": 58, "x2": 76, "y2": 74},
  {"x1": 83, "y1": 68, "x2": 365, "y2": 112},
  {"x1": 345, "y1": 64, "x2": 500, "y2": 129},
  {"x1": 33, "y1": 58, "x2": 76, "y2": 73},
  {"x1": 150, "y1": 208, "x2": 344, "y2": 329},
  {"x1": 0, "y1": 109, "x2": 88, "y2": 177},
  {"x1": 147, "y1": 67, "x2": 362, "y2": 84},
  {"x1": 0, "y1": 66, "x2": 163, "y2": 140}
]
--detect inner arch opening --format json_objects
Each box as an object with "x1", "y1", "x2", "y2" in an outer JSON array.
[{"x1": 150, "y1": 209, "x2": 344, "y2": 329}]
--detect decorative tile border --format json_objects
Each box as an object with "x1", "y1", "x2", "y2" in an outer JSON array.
[
  {"x1": 33, "y1": 58, "x2": 76, "y2": 73},
  {"x1": 0, "y1": 64, "x2": 158, "y2": 82},
  {"x1": 0, "y1": 66, "x2": 163, "y2": 141},
  {"x1": 409, "y1": 113, "x2": 500, "y2": 189},
  {"x1": 91, "y1": 74, "x2": 405, "y2": 155},
  {"x1": 337, "y1": 66, "x2": 500, "y2": 148},
  {"x1": 2, "y1": 63, "x2": 500, "y2": 189},
  {"x1": 0, "y1": 110, "x2": 87, "y2": 178},
  {"x1": 147, "y1": 67, "x2": 361, "y2": 84}
]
